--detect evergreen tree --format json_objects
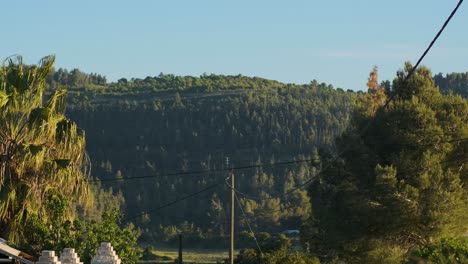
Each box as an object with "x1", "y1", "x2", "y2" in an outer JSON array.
[{"x1": 303, "y1": 63, "x2": 468, "y2": 262}]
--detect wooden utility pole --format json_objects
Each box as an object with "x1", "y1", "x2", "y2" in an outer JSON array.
[
  {"x1": 178, "y1": 233, "x2": 183, "y2": 264},
  {"x1": 230, "y1": 171, "x2": 235, "y2": 264}
]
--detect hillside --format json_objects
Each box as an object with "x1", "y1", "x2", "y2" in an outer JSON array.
[{"x1": 45, "y1": 70, "x2": 356, "y2": 243}]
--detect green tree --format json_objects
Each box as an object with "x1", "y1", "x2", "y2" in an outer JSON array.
[
  {"x1": 0, "y1": 55, "x2": 90, "y2": 242},
  {"x1": 303, "y1": 63, "x2": 468, "y2": 262},
  {"x1": 207, "y1": 193, "x2": 226, "y2": 235},
  {"x1": 73, "y1": 210, "x2": 142, "y2": 264},
  {"x1": 22, "y1": 204, "x2": 142, "y2": 264}
]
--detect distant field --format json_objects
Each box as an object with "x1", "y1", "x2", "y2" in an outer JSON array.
[{"x1": 138, "y1": 248, "x2": 237, "y2": 264}]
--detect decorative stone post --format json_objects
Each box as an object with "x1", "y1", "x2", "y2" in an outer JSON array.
[
  {"x1": 36, "y1": 250, "x2": 62, "y2": 264},
  {"x1": 59, "y1": 248, "x2": 83, "y2": 264},
  {"x1": 91, "y1": 242, "x2": 121, "y2": 264}
]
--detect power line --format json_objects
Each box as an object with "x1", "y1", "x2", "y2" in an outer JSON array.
[
  {"x1": 231, "y1": 155, "x2": 468, "y2": 202},
  {"x1": 92, "y1": 158, "x2": 318, "y2": 183},
  {"x1": 338, "y1": 0, "x2": 465, "y2": 159},
  {"x1": 225, "y1": 174, "x2": 316, "y2": 202},
  {"x1": 381, "y1": 0, "x2": 464, "y2": 110},
  {"x1": 124, "y1": 182, "x2": 221, "y2": 222},
  {"x1": 256, "y1": 200, "x2": 312, "y2": 216},
  {"x1": 128, "y1": 157, "x2": 467, "y2": 233},
  {"x1": 234, "y1": 157, "x2": 467, "y2": 219},
  {"x1": 114, "y1": 143, "x2": 467, "y2": 222},
  {"x1": 92, "y1": 135, "x2": 467, "y2": 184},
  {"x1": 234, "y1": 192, "x2": 264, "y2": 256}
]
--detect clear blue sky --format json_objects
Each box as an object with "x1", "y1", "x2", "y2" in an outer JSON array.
[{"x1": 2, "y1": 0, "x2": 467, "y2": 90}]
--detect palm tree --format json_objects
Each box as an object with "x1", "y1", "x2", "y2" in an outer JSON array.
[{"x1": 0, "y1": 55, "x2": 90, "y2": 243}]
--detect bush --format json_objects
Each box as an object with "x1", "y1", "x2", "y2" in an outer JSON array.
[
  {"x1": 278, "y1": 252, "x2": 320, "y2": 264},
  {"x1": 364, "y1": 243, "x2": 406, "y2": 264},
  {"x1": 21, "y1": 208, "x2": 142, "y2": 264},
  {"x1": 235, "y1": 235, "x2": 320, "y2": 264},
  {"x1": 408, "y1": 237, "x2": 468, "y2": 264}
]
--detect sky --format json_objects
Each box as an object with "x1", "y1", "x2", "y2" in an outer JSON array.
[{"x1": 1, "y1": 0, "x2": 467, "y2": 91}]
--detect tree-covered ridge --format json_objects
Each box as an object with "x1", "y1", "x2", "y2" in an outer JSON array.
[
  {"x1": 48, "y1": 68, "x2": 287, "y2": 94},
  {"x1": 47, "y1": 66, "x2": 468, "y2": 100},
  {"x1": 45, "y1": 67, "x2": 346, "y2": 108}
]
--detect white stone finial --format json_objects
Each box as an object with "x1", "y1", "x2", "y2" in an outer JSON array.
[
  {"x1": 91, "y1": 242, "x2": 121, "y2": 264},
  {"x1": 59, "y1": 248, "x2": 83, "y2": 264},
  {"x1": 36, "y1": 250, "x2": 62, "y2": 264}
]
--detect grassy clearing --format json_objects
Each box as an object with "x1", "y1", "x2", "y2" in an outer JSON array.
[{"x1": 138, "y1": 247, "x2": 237, "y2": 264}]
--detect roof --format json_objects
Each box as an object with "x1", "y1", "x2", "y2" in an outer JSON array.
[{"x1": 0, "y1": 241, "x2": 35, "y2": 264}]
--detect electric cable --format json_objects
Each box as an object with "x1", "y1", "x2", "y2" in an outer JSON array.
[
  {"x1": 234, "y1": 192, "x2": 264, "y2": 256},
  {"x1": 124, "y1": 182, "x2": 221, "y2": 221},
  {"x1": 92, "y1": 135, "x2": 467, "y2": 184}
]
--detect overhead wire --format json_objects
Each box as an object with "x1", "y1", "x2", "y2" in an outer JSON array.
[
  {"x1": 92, "y1": 135, "x2": 467, "y2": 184},
  {"x1": 124, "y1": 182, "x2": 221, "y2": 222},
  {"x1": 231, "y1": 154, "x2": 468, "y2": 202},
  {"x1": 381, "y1": 0, "x2": 464, "y2": 110},
  {"x1": 121, "y1": 151, "x2": 467, "y2": 223},
  {"x1": 91, "y1": 158, "x2": 319, "y2": 183},
  {"x1": 234, "y1": 192, "x2": 264, "y2": 256}
]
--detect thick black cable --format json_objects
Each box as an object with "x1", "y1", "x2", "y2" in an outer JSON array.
[
  {"x1": 91, "y1": 158, "x2": 319, "y2": 183},
  {"x1": 257, "y1": 200, "x2": 312, "y2": 216},
  {"x1": 92, "y1": 135, "x2": 467, "y2": 184},
  {"x1": 124, "y1": 182, "x2": 221, "y2": 221},
  {"x1": 232, "y1": 155, "x2": 468, "y2": 202},
  {"x1": 381, "y1": 0, "x2": 464, "y2": 110}
]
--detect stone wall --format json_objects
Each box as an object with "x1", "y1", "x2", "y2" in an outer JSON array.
[
  {"x1": 90, "y1": 243, "x2": 121, "y2": 264},
  {"x1": 35, "y1": 242, "x2": 120, "y2": 264},
  {"x1": 59, "y1": 248, "x2": 83, "y2": 264}
]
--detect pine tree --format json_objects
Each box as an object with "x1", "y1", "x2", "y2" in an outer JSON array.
[{"x1": 303, "y1": 63, "x2": 468, "y2": 261}]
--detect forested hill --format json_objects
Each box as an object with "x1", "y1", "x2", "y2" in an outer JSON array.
[{"x1": 45, "y1": 69, "x2": 356, "y2": 243}]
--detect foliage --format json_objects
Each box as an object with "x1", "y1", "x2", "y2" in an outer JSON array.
[
  {"x1": 142, "y1": 247, "x2": 230, "y2": 263},
  {"x1": 363, "y1": 240, "x2": 407, "y2": 264},
  {"x1": 303, "y1": 63, "x2": 468, "y2": 262},
  {"x1": 0, "y1": 55, "x2": 90, "y2": 242},
  {"x1": 21, "y1": 194, "x2": 75, "y2": 253},
  {"x1": 73, "y1": 210, "x2": 142, "y2": 264},
  {"x1": 235, "y1": 234, "x2": 320, "y2": 264},
  {"x1": 79, "y1": 180, "x2": 125, "y2": 222},
  {"x1": 22, "y1": 199, "x2": 141, "y2": 264},
  {"x1": 408, "y1": 237, "x2": 468, "y2": 264}
]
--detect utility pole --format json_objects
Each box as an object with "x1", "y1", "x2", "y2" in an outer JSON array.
[
  {"x1": 178, "y1": 233, "x2": 183, "y2": 264},
  {"x1": 225, "y1": 157, "x2": 234, "y2": 264}
]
